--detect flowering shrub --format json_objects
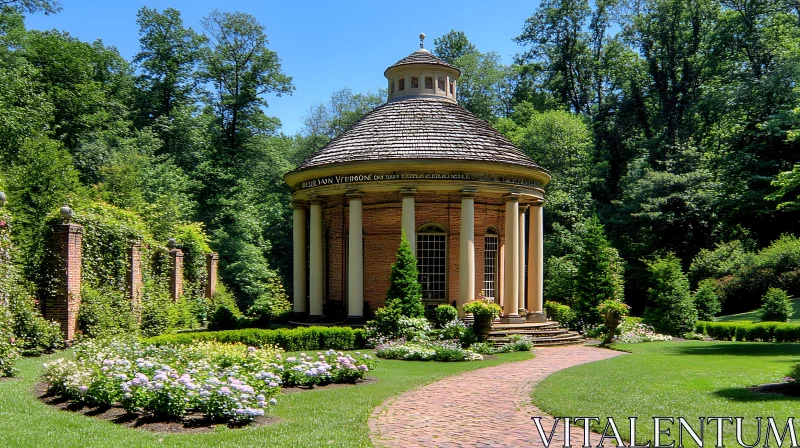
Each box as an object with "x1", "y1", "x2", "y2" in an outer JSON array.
[
  {"x1": 375, "y1": 339, "x2": 483, "y2": 362},
  {"x1": 365, "y1": 315, "x2": 432, "y2": 347},
  {"x1": 0, "y1": 306, "x2": 19, "y2": 376},
  {"x1": 280, "y1": 350, "x2": 375, "y2": 387},
  {"x1": 617, "y1": 322, "x2": 673, "y2": 343},
  {"x1": 42, "y1": 338, "x2": 375, "y2": 423}
]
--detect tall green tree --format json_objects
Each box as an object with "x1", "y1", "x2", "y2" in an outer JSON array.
[
  {"x1": 200, "y1": 10, "x2": 293, "y2": 151},
  {"x1": 572, "y1": 216, "x2": 622, "y2": 325},
  {"x1": 643, "y1": 254, "x2": 698, "y2": 335},
  {"x1": 134, "y1": 7, "x2": 205, "y2": 122},
  {"x1": 434, "y1": 30, "x2": 509, "y2": 121}
]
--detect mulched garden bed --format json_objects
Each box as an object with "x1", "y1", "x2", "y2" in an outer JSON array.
[
  {"x1": 34, "y1": 377, "x2": 377, "y2": 433},
  {"x1": 748, "y1": 381, "x2": 800, "y2": 397}
]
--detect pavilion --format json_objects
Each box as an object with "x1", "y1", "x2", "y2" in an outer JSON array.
[{"x1": 283, "y1": 36, "x2": 551, "y2": 324}]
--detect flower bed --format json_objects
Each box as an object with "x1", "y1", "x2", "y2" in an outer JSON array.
[
  {"x1": 617, "y1": 322, "x2": 672, "y2": 343},
  {"x1": 375, "y1": 339, "x2": 483, "y2": 361},
  {"x1": 42, "y1": 338, "x2": 375, "y2": 424}
]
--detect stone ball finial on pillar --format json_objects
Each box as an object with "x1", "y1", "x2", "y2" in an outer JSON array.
[{"x1": 60, "y1": 204, "x2": 74, "y2": 224}]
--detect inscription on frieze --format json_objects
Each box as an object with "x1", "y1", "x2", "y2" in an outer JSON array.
[{"x1": 299, "y1": 173, "x2": 541, "y2": 190}]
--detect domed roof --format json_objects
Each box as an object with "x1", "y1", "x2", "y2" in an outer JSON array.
[
  {"x1": 384, "y1": 48, "x2": 460, "y2": 76},
  {"x1": 294, "y1": 95, "x2": 543, "y2": 171}
]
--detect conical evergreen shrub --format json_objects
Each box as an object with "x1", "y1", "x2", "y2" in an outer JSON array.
[{"x1": 385, "y1": 231, "x2": 425, "y2": 318}]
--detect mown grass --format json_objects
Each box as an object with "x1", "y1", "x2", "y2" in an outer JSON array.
[
  {"x1": 718, "y1": 298, "x2": 800, "y2": 324},
  {"x1": 0, "y1": 350, "x2": 533, "y2": 448},
  {"x1": 532, "y1": 341, "x2": 800, "y2": 447}
]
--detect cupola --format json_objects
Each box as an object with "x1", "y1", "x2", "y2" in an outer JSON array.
[{"x1": 384, "y1": 33, "x2": 461, "y2": 102}]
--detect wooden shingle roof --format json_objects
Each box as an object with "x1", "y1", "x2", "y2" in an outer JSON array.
[
  {"x1": 294, "y1": 96, "x2": 543, "y2": 171},
  {"x1": 384, "y1": 49, "x2": 461, "y2": 76}
]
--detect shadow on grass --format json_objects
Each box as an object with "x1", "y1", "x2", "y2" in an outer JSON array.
[
  {"x1": 713, "y1": 387, "x2": 800, "y2": 402},
  {"x1": 672, "y1": 342, "x2": 800, "y2": 357}
]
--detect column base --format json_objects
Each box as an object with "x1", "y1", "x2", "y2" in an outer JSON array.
[
  {"x1": 344, "y1": 315, "x2": 365, "y2": 325},
  {"x1": 498, "y1": 314, "x2": 524, "y2": 324},
  {"x1": 526, "y1": 311, "x2": 547, "y2": 323},
  {"x1": 306, "y1": 314, "x2": 325, "y2": 323}
]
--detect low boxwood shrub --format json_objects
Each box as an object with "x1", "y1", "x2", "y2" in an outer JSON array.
[
  {"x1": 695, "y1": 321, "x2": 800, "y2": 342},
  {"x1": 145, "y1": 326, "x2": 366, "y2": 351},
  {"x1": 433, "y1": 304, "x2": 458, "y2": 328},
  {"x1": 544, "y1": 301, "x2": 576, "y2": 327}
]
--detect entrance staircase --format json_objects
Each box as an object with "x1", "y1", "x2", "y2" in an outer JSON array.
[{"x1": 487, "y1": 321, "x2": 585, "y2": 347}]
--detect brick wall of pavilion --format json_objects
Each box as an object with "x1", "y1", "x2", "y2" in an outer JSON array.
[{"x1": 322, "y1": 192, "x2": 507, "y2": 318}]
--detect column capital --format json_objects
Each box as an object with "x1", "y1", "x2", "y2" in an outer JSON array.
[
  {"x1": 309, "y1": 196, "x2": 324, "y2": 205},
  {"x1": 400, "y1": 188, "x2": 417, "y2": 197},
  {"x1": 461, "y1": 188, "x2": 478, "y2": 197},
  {"x1": 292, "y1": 200, "x2": 309, "y2": 209},
  {"x1": 503, "y1": 193, "x2": 521, "y2": 203},
  {"x1": 528, "y1": 198, "x2": 545, "y2": 207},
  {"x1": 345, "y1": 190, "x2": 364, "y2": 199}
]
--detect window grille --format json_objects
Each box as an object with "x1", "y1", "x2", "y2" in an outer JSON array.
[
  {"x1": 437, "y1": 77, "x2": 446, "y2": 92},
  {"x1": 417, "y1": 225, "x2": 446, "y2": 301},
  {"x1": 411, "y1": 77, "x2": 419, "y2": 88},
  {"x1": 399, "y1": 78, "x2": 405, "y2": 90},
  {"x1": 425, "y1": 77, "x2": 433, "y2": 89},
  {"x1": 484, "y1": 231, "x2": 498, "y2": 301}
]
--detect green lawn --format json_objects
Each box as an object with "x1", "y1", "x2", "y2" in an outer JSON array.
[
  {"x1": 533, "y1": 341, "x2": 800, "y2": 447},
  {"x1": 717, "y1": 298, "x2": 800, "y2": 324},
  {"x1": 0, "y1": 350, "x2": 532, "y2": 448}
]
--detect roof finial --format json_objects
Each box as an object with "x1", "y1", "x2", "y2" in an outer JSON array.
[{"x1": 419, "y1": 33, "x2": 426, "y2": 49}]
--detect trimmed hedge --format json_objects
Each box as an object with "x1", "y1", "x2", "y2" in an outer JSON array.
[
  {"x1": 144, "y1": 327, "x2": 366, "y2": 351},
  {"x1": 696, "y1": 321, "x2": 800, "y2": 342}
]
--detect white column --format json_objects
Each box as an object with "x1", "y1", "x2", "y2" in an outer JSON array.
[
  {"x1": 527, "y1": 201, "x2": 546, "y2": 322},
  {"x1": 292, "y1": 205, "x2": 307, "y2": 316},
  {"x1": 401, "y1": 189, "x2": 416, "y2": 255},
  {"x1": 502, "y1": 196, "x2": 521, "y2": 322},
  {"x1": 347, "y1": 195, "x2": 364, "y2": 322},
  {"x1": 519, "y1": 207, "x2": 526, "y2": 312},
  {"x1": 309, "y1": 200, "x2": 324, "y2": 319},
  {"x1": 459, "y1": 191, "x2": 476, "y2": 310}
]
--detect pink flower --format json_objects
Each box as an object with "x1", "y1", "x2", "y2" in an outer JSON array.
[{"x1": 9, "y1": 337, "x2": 14, "y2": 344}]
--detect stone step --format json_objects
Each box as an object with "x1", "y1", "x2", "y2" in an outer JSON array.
[
  {"x1": 489, "y1": 329, "x2": 571, "y2": 336},
  {"x1": 488, "y1": 333, "x2": 583, "y2": 343},
  {"x1": 492, "y1": 321, "x2": 559, "y2": 329}
]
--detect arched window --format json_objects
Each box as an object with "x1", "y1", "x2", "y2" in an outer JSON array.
[
  {"x1": 416, "y1": 223, "x2": 447, "y2": 302},
  {"x1": 484, "y1": 227, "x2": 499, "y2": 302}
]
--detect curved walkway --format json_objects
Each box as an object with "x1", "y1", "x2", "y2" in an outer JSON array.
[{"x1": 369, "y1": 345, "x2": 623, "y2": 448}]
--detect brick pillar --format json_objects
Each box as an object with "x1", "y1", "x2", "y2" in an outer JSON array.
[
  {"x1": 204, "y1": 252, "x2": 219, "y2": 299},
  {"x1": 128, "y1": 242, "x2": 143, "y2": 321},
  {"x1": 169, "y1": 248, "x2": 184, "y2": 301},
  {"x1": 45, "y1": 223, "x2": 83, "y2": 341}
]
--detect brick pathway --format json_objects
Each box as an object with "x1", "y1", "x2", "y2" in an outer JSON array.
[{"x1": 369, "y1": 345, "x2": 624, "y2": 448}]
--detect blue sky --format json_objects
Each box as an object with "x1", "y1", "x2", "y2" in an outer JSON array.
[{"x1": 26, "y1": 0, "x2": 538, "y2": 135}]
